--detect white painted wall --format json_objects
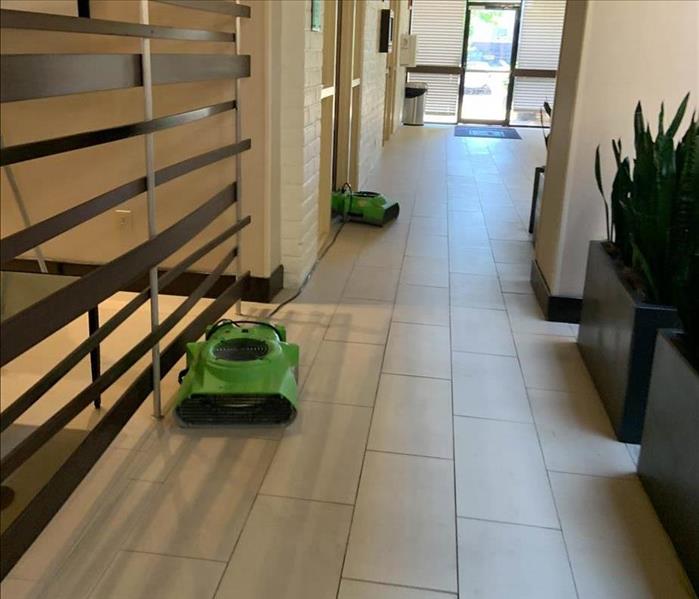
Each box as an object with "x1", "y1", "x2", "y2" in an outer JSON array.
[
  {"x1": 392, "y1": 0, "x2": 411, "y2": 135},
  {"x1": 358, "y1": 0, "x2": 388, "y2": 187},
  {"x1": 278, "y1": 0, "x2": 393, "y2": 286},
  {"x1": 276, "y1": 0, "x2": 324, "y2": 287},
  {"x1": 536, "y1": 0, "x2": 699, "y2": 297}
]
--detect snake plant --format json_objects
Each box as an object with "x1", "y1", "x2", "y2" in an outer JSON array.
[{"x1": 595, "y1": 93, "x2": 699, "y2": 307}]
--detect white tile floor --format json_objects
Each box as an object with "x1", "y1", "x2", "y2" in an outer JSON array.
[{"x1": 2, "y1": 125, "x2": 695, "y2": 598}]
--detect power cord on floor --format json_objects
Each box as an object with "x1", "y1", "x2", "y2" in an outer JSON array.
[{"x1": 267, "y1": 216, "x2": 347, "y2": 318}]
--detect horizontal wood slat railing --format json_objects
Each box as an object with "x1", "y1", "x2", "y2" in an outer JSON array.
[
  {"x1": 0, "y1": 184, "x2": 237, "y2": 365},
  {"x1": 0, "y1": 8, "x2": 236, "y2": 42},
  {"x1": 0, "y1": 1, "x2": 252, "y2": 578},
  {"x1": 0, "y1": 101, "x2": 239, "y2": 165},
  {"x1": 0, "y1": 140, "x2": 251, "y2": 262}
]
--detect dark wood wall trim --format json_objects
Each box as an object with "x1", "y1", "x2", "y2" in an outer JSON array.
[
  {"x1": 3, "y1": 260, "x2": 285, "y2": 303},
  {"x1": 512, "y1": 68, "x2": 556, "y2": 78},
  {"x1": 246, "y1": 263, "x2": 284, "y2": 303},
  {"x1": 407, "y1": 65, "x2": 462, "y2": 75},
  {"x1": 530, "y1": 259, "x2": 582, "y2": 324}
]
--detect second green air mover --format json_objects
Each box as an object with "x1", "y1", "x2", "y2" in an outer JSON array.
[
  {"x1": 175, "y1": 320, "x2": 299, "y2": 426},
  {"x1": 331, "y1": 183, "x2": 399, "y2": 226}
]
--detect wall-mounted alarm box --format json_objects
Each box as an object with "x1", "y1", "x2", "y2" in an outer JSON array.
[{"x1": 399, "y1": 34, "x2": 417, "y2": 67}]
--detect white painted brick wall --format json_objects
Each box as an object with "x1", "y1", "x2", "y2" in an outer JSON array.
[
  {"x1": 281, "y1": 0, "x2": 390, "y2": 286},
  {"x1": 280, "y1": 0, "x2": 324, "y2": 287},
  {"x1": 358, "y1": 0, "x2": 388, "y2": 188}
]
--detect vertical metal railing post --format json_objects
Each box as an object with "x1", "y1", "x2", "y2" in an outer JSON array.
[
  {"x1": 139, "y1": 0, "x2": 162, "y2": 417},
  {"x1": 234, "y1": 2, "x2": 243, "y2": 314}
]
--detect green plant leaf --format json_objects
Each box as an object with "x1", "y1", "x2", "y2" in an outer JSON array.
[
  {"x1": 667, "y1": 92, "x2": 690, "y2": 139},
  {"x1": 631, "y1": 236, "x2": 659, "y2": 302},
  {"x1": 598, "y1": 93, "x2": 697, "y2": 305},
  {"x1": 611, "y1": 157, "x2": 632, "y2": 259},
  {"x1": 612, "y1": 139, "x2": 623, "y2": 166},
  {"x1": 594, "y1": 145, "x2": 605, "y2": 197},
  {"x1": 634, "y1": 101, "x2": 644, "y2": 139},
  {"x1": 595, "y1": 146, "x2": 611, "y2": 241},
  {"x1": 658, "y1": 102, "x2": 665, "y2": 136},
  {"x1": 670, "y1": 120, "x2": 699, "y2": 305}
]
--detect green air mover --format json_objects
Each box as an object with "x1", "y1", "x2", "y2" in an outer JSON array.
[
  {"x1": 331, "y1": 183, "x2": 399, "y2": 226},
  {"x1": 175, "y1": 320, "x2": 299, "y2": 426}
]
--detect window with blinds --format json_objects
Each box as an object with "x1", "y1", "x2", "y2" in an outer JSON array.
[
  {"x1": 409, "y1": 0, "x2": 466, "y2": 120},
  {"x1": 516, "y1": 0, "x2": 566, "y2": 70},
  {"x1": 410, "y1": 0, "x2": 466, "y2": 66},
  {"x1": 512, "y1": 0, "x2": 566, "y2": 125}
]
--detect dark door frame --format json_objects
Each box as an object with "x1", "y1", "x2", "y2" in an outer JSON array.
[{"x1": 457, "y1": 1, "x2": 522, "y2": 125}]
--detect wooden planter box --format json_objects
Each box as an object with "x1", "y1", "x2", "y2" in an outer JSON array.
[
  {"x1": 638, "y1": 330, "x2": 699, "y2": 593},
  {"x1": 577, "y1": 241, "x2": 680, "y2": 442}
]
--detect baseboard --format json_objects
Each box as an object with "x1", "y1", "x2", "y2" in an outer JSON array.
[
  {"x1": 3, "y1": 259, "x2": 284, "y2": 304},
  {"x1": 245, "y1": 263, "x2": 284, "y2": 303},
  {"x1": 530, "y1": 259, "x2": 582, "y2": 324}
]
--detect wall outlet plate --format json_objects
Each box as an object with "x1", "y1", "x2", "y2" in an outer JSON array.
[{"x1": 114, "y1": 209, "x2": 133, "y2": 230}]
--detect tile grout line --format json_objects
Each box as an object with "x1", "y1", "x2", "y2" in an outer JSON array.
[
  {"x1": 445, "y1": 133, "x2": 462, "y2": 599},
  {"x1": 364, "y1": 447, "x2": 453, "y2": 462},
  {"x1": 546, "y1": 469, "x2": 640, "y2": 481},
  {"x1": 453, "y1": 413, "x2": 534, "y2": 426},
  {"x1": 342, "y1": 575, "x2": 457, "y2": 596},
  {"x1": 215, "y1": 221, "x2": 367, "y2": 599},
  {"x1": 210, "y1": 432, "x2": 284, "y2": 598},
  {"x1": 506, "y1": 298, "x2": 582, "y2": 599},
  {"x1": 79, "y1": 537, "x2": 130, "y2": 599},
  {"x1": 456, "y1": 514, "x2": 562, "y2": 532},
  {"x1": 119, "y1": 547, "x2": 228, "y2": 564},
  {"x1": 335, "y1": 174, "x2": 412, "y2": 599},
  {"x1": 257, "y1": 491, "x2": 355, "y2": 508}
]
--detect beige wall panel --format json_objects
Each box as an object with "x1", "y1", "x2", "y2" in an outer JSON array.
[
  {"x1": 0, "y1": 30, "x2": 140, "y2": 54},
  {"x1": 147, "y1": 0, "x2": 236, "y2": 32},
  {"x1": 0, "y1": 0, "x2": 76, "y2": 15},
  {"x1": 152, "y1": 80, "x2": 235, "y2": 117},
  {"x1": 1, "y1": 87, "x2": 144, "y2": 145},
  {"x1": 536, "y1": 0, "x2": 699, "y2": 297},
  {"x1": 0, "y1": 135, "x2": 146, "y2": 233},
  {"x1": 153, "y1": 158, "x2": 238, "y2": 272}
]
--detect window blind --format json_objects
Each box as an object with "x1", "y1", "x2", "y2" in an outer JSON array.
[
  {"x1": 410, "y1": 0, "x2": 466, "y2": 66},
  {"x1": 512, "y1": 0, "x2": 566, "y2": 117},
  {"x1": 516, "y1": 0, "x2": 566, "y2": 70}
]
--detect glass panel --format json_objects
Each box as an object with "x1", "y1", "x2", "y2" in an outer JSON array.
[
  {"x1": 461, "y1": 7, "x2": 516, "y2": 122},
  {"x1": 465, "y1": 8, "x2": 516, "y2": 71},
  {"x1": 410, "y1": 0, "x2": 467, "y2": 66},
  {"x1": 460, "y1": 72, "x2": 510, "y2": 122},
  {"x1": 515, "y1": 0, "x2": 566, "y2": 70},
  {"x1": 408, "y1": 72, "x2": 461, "y2": 123},
  {"x1": 510, "y1": 76, "x2": 556, "y2": 126}
]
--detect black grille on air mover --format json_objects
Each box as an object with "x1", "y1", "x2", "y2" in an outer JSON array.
[
  {"x1": 176, "y1": 395, "x2": 295, "y2": 425},
  {"x1": 212, "y1": 338, "x2": 269, "y2": 361}
]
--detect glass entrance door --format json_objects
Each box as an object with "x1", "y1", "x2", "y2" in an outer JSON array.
[{"x1": 459, "y1": 4, "x2": 519, "y2": 124}]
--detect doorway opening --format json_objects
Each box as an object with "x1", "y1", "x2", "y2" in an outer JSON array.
[
  {"x1": 407, "y1": 0, "x2": 565, "y2": 127},
  {"x1": 459, "y1": 4, "x2": 519, "y2": 124}
]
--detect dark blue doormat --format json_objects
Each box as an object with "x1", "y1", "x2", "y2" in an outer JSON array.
[{"x1": 454, "y1": 125, "x2": 521, "y2": 140}]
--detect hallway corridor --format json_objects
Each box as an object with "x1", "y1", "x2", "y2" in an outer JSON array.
[{"x1": 3, "y1": 126, "x2": 695, "y2": 599}]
